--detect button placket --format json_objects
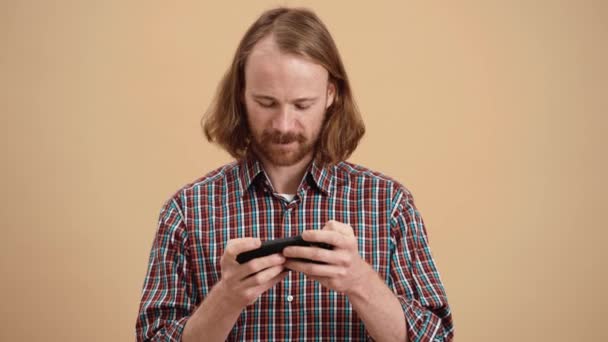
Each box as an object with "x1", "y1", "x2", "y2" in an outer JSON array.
[{"x1": 282, "y1": 203, "x2": 293, "y2": 306}]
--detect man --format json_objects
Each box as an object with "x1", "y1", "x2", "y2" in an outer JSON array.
[{"x1": 136, "y1": 7, "x2": 454, "y2": 342}]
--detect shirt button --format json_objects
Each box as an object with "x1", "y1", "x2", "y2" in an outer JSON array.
[{"x1": 286, "y1": 295, "x2": 294, "y2": 302}]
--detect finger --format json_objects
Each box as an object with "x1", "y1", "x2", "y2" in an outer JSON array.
[
  {"x1": 224, "y1": 238, "x2": 261, "y2": 259},
  {"x1": 301, "y1": 229, "x2": 349, "y2": 249},
  {"x1": 323, "y1": 220, "x2": 355, "y2": 236},
  {"x1": 241, "y1": 264, "x2": 286, "y2": 288},
  {"x1": 254, "y1": 268, "x2": 290, "y2": 293},
  {"x1": 284, "y1": 259, "x2": 345, "y2": 277},
  {"x1": 238, "y1": 253, "x2": 285, "y2": 280},
  {"x1": 282, "y1": 246, "x2": 340, "y2": 264}
]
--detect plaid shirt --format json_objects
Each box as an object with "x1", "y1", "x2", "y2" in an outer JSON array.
[{"x1": 136, "y1": 155, "x2": 454, "y2": 341}]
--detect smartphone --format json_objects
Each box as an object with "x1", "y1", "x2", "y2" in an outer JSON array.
[{"x1": 236, "y1": 235, "x2": 333, "y2": 264}]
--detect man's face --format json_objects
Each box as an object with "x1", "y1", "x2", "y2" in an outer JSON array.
[{"x1": 243, "y1": 35, "x2": 335, "y2": 167}]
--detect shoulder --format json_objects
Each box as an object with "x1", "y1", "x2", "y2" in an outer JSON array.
[
  {"x1": 333, "y1": 161, "x2": 418, "y2": 215},
  {"x1": 334, "y1": 161, "x2": 413, "y2": 198},
  {"x1": 161, "y1": 161, "x2": 241, "y2": 212},
  {"x1": 335, "y1": 163, "x2": 424, "y2": 227}
]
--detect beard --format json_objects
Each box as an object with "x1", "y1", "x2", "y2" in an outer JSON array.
[{"x1": 250, "y1": 129, "x2": 317, "y2": 166}]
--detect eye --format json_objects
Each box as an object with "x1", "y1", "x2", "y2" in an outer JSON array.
[
  {"x1": 295, "y1": 103, "x2": 311, "y2": 110},
  {"x1": 258, "y1": 101, "x2": 275, "y2": 108}
]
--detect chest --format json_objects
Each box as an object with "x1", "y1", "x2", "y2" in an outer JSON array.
[{"x1": 189, "y1": 188, "x2": 393, "y2": 289}]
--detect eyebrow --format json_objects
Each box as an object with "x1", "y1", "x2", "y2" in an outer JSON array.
[{"x1": 252, "y1": 94, "x2": 318, "y2": 103}]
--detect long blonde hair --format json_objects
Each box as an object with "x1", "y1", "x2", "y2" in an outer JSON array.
[{"x1": 202, "y1": 7, "x2": 365, "y2": 166}]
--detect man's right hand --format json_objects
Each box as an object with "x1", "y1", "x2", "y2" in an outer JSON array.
[
  {"x1": 215, "y1": 237, "x2": 288, "y2": 310},
  {"x1": 182, "y1": 238, "x2": 287, "y2": 342}
]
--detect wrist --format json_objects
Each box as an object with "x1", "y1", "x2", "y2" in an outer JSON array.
[
  {"x1": 345, "y1": 262, "x2": 378, "y2": 302},
  {"x1": 210, "y1": 280, "x2": 245, "y2": 313},
  {"x1": 183, "y1": 280, "x2": 245, "y2": 342}
]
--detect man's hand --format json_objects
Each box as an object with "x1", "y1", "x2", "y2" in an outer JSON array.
[
  {"x1": 282, "y1": 220, "x2": 374, "y2": 296},
  {"x1": 182, "y1": 238, "x2": 288, "y2": 342},
  {"x1": 215, "y1": 238, "x2": 289, "y2": 310}
]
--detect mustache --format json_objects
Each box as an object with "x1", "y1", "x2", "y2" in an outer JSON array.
[{"x1": 261, "y1": 130, "x2": 306, "y2": 144}]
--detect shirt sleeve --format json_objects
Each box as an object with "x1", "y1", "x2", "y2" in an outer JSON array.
[
  {"x1": 388, "y1": 189, "x2": 455, "y2": 342},
  {"x1": 135, "y1": 197, "x2": 196, "y2": 342}
]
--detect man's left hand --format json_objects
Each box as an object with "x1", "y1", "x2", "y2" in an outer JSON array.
[{"x1": 282, "y1": 220, "x2": 374, "y2": 296}]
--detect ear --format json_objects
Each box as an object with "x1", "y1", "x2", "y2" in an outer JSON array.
[{"x1": 325, "y1": 82, "x2": 336, "y2": 109}]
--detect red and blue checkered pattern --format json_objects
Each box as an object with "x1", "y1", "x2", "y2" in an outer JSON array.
[{"x1": 136, "y1": 155, "x2": 454, "y2": 341}]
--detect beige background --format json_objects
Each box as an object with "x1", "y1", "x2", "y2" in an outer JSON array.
[{"x1": 1, "y1": 1, "x2": 607, "y2": 341}]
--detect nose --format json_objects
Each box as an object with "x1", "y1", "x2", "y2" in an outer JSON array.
[{"x1": 270, "y1": 105, "x2": 295, "y2": 132}]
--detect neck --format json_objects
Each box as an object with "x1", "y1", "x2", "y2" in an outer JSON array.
[{"x1": 258, "y1": 154, "x2": 313, "y2": 194}]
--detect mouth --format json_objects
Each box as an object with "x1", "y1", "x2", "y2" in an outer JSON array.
[{"x1": 273, "y1": 141, "x2": 297, "y2": 148}]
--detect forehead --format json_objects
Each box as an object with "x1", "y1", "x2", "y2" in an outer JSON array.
[{"x1": 244, "y1": 35, "x2": 328, "y2": 96}]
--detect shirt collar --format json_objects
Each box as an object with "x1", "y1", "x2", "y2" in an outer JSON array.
[{"x1": 237, "y1": 153, "x2": 334, "y2": 198}]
